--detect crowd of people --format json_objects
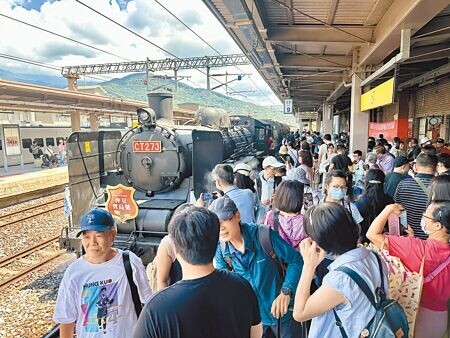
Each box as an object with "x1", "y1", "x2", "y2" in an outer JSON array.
[
  {"x1": 53, "y1": 130, "x2": 449, "y2": 338},
  {"x1": 29, "y1": 138, "x2": 66, "y2": 167}
]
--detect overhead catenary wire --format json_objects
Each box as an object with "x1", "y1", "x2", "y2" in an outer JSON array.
[
  {"x1": 152, "y1": 0, "x2": 264, "y2": 97},
  {"x1": 0, "y1": 13, "x2": 131, "y2": 62},
  {"x1": 0, "y1": 13, "x2": 173, "y2": 85},
  {"x1": 74, "y1": 0, "x2": 249, "y2": 99},
  {"x1": 0, "y1": 53, "x2": 113, "y2": 83},
  {"x1": 0, "y1": 53, "x2": 60, "y2": 71}
]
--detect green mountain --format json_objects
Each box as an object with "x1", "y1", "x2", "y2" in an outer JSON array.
[{"x1": 100, "y1": 73, "x2": 297, "y2": 127}]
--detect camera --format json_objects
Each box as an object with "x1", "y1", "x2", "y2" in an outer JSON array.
[{"x1": 201, "y1": 192, "x2": 218, "y2": 201}]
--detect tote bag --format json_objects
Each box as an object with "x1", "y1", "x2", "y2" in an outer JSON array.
[{"x1": 369, "y1": 244, "x2": 424, "y2": 338}]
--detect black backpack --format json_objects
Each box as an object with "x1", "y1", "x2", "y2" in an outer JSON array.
[{"x1": 333, "y1": 251, "x2": 409, "y2": 338}]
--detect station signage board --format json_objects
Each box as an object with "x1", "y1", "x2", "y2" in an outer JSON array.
[
  {"x1": 2, "y1": 124, "x2": 21, "y2": 156},
  {"x1": 284, "y1": 99, "x2": 293, "y2": 114},
  {"x1": 361, "y1": 77, "x2": 395, "y2": 111}
]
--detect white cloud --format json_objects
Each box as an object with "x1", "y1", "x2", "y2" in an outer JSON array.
[{"x1": 0, "y1": 0, "x2": 280, "y2": 105}]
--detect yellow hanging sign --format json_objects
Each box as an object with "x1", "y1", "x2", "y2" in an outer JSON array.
[
  {"x1": 361, "y1": 77, "x2": 395, "y2": 111},
  {"x1": 85, "y1": 141, "x2": 91, "y2": 153}
]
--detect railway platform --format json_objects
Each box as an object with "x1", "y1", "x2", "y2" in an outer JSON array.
[{"x1": 0, "y1": 165, "x2": 68, "y2": 207}]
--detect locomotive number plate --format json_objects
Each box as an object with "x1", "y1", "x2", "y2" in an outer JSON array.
[{"x1": 133, "y1": 141, "x2": 162, "y2": 153}]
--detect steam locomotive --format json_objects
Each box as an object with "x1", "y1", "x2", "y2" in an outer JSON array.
[{"x1": 61, "y1": 93, "x2": 286, "y2": 263}]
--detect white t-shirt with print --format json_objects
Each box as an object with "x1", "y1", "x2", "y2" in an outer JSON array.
[{"x1": 53, "y1": 250, "x2": 152, "y2": 338}]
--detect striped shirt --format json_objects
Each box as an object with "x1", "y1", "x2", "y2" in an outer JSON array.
[{"x1": 394, "y1": 173, "x2": 434, "y2": 239}]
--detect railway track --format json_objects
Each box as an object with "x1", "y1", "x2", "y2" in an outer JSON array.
[
  {"x1": 0, "y1": 236, "x2": 63, "y2": 290},
  {"x1": 0, "y1": 198, "x2": 64, "y2": 228}
]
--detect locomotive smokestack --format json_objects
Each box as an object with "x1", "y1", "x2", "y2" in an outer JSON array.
[{"x1": 146, "y1": 92, "x2": 173, "y2": 124}]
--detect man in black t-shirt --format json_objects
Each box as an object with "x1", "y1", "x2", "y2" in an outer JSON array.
[
  {"x1": 328, "y1": 144, "x2": 352, "y2": 174},
  {"x1": 328, "y1": 144, "x2": 353, "y2": 193},
  {"x1": 133, "y1": 207, "x2": 262, "y2": 338}
]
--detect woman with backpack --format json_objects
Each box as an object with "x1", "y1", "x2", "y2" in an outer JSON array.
[
  {"x1": 367, "y1": 201, "x2": 450, "y2": 338},
  {"x1": 261, "y1": 180, "x2": 307, "y2": 249},
  {"x1": 292, "y1": 203, "x2": 393, "y2": 338}
]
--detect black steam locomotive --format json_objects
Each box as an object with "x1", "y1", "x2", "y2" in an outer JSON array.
[{"x1": 61, "y1": 93, "x2": 271, "y2": 263}]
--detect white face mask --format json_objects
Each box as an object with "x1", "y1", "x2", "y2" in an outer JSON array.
[{"x1": 420, "y1": 218, "x2": 434, "y2": 236}]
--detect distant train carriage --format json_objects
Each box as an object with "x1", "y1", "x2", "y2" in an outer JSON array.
[
  {"x1": 0, "y1": 125, "x2": 128, "y2": 168},
  {"x1": 231, "y1": 115, "x2": 291, "y2": 157},
  {"x1": 267, "y1": 119, "x2": 290, "y2": 154},
  {"x1": 0, "y1": 126, "x2": 71, "y2": 168}
]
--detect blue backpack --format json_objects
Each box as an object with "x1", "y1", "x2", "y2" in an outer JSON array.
[{"x1": 333, "y1": 251, "x2": 409, "y2": 338}]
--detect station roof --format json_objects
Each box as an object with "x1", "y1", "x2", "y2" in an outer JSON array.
[
  {"x1": 0, "y1": 79, "x2": 195, "y2": 121},
  {"x1": 202, "y1": 0, "x2": 450, "y2": 115}
]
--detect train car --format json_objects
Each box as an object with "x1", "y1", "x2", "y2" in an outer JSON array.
[
  {"x1": 268, "y1": 119, "x2": 290, "y2": 154},
  {"x1": 0, "y1": 126, "x2": 71, "y2": 167},
  {"x1": 0, "y1": 125, "x2": 129, "y2": 168},
  {"x1": 60, "y1": 93, "x2": 258, "y2": 263},
  {"x1": 231, "y1": 115, "x2": 291, "y2": 157}
]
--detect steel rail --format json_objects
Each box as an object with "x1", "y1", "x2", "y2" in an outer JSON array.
[
  {"x1": 0, "y1": 235, "x2": 60, "y2": 268},
  {"x1": 0, "y1": 199, "x2": 64, "y2": 228},
  {"x1": 0, "y1": 251, "x2": 64, "y2": 291}
]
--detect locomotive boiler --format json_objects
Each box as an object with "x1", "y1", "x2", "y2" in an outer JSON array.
[{"x1": 61, "y1": 93, "x2": 258, "y2": 262}]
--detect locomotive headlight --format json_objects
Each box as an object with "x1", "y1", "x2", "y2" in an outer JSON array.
[{"x1": 137, "y1": 108, "x2": 156, "y2": 125}]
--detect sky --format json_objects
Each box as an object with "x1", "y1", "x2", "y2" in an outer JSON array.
[{"x1": 0, "y1": 0, "x2": 281, "y2": 106}]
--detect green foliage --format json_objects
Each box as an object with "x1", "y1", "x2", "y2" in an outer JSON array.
[{"x1": 100, "y1": 73, "x2": 297, "y2": 127}]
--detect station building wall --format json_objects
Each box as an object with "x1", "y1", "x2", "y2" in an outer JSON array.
[{"x1": 413, "y1": 76, "x2": 450, "y2": 141}]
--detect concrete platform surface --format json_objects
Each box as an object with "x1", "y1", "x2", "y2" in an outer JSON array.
[{"x1": 0, "y1": 166, "x2": 68, "y2": 198}]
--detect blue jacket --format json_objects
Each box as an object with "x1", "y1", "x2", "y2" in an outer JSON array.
[{"x1": 215, "y1": 223, "x2": 303, "y2": 326}]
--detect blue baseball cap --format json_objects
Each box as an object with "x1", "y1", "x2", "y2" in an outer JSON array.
[
  {"x1": 208, "y1": 196, "x2": 238, "y2": 220},
  {"x1": 76, "y1": 208, "x2": 115, "y2": 237}
]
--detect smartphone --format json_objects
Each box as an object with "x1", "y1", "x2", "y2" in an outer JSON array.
[
  {"x1": 388, "y1": 213, "x2": 400, "y2": 236},
  {"x1": 399, "y1": 210, "x2": 408, "y2": 235},
  {"x1": 201, "y1": 192, "x2": 217, "y2": 201}
]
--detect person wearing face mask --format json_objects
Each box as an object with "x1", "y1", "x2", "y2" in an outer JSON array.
[
  {"x1": 313, "y1": 171, "x2": 364, "y2": 286},
  {"x1": 323, "y1": 170, "x2": 363, "y2": 226},
  {"x1": 367, "y1": 201, "x2": 450, "y2": 338}
]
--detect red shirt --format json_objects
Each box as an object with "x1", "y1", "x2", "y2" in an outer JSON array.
[{"x1": 387, "y1": 235, "x2": 450, "y2": 311}]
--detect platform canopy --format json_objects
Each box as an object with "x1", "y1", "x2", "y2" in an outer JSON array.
[{"x1": 202, "y1": 0, "x2": 450, "y2": 114}]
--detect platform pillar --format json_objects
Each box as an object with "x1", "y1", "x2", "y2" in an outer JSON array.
[
  {"x1": 322, "y1": 103, "x2": 333, "y2": 135},
  {"x1": 89, "y1": 112, "x2": 99, "y2": 131},
  {"x1": 349, "y1": 74, "x2": 369, "y2": 156},
  {"x1": 316, "y1": 114, "x2": 322, "y2": 133},
  {"x1": 65, "y1": 75, "x2": 81, "y2": 132}
]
